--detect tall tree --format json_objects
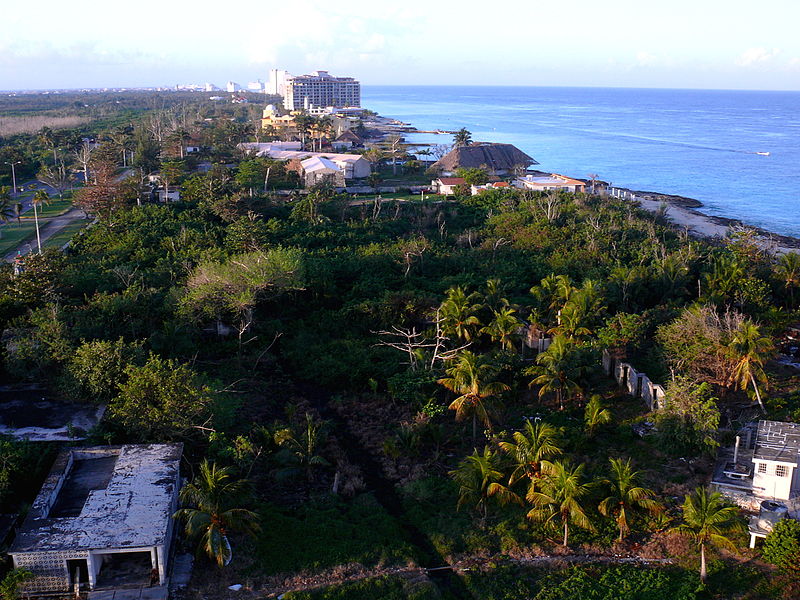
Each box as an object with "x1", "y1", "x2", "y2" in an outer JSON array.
[
  {"x1": 584, "y1": 395, "x2": 612, "y2": 437},
  {"x1": 498, "y1": 420, "x2": 562, "y2": 497},
  {"x1": 450, "y1": 446, "x2": 519, "y2": 527},
  {"x1": 527, "y1": 460, "x2": 595, "y2": 546},
  {"x1": 173, "y1": 460, "x2": 260, "y2": 567},
  {"x1": 776, "y1": 252, "x2": 800, "y2": 309},
  {"x1": 438, "y1": 350, "x2": 509, "y2": 442},
  {"x1": 273, "y1": 413, "x2": 330, "y2": 482},
  {"x1": 453, "y1": 128, "x2": 473, "y2": 147},
  {"x1": 439, "y1": 286, "x2": 483, "y2": 342},
  {"x1": 673, "y1": 487, "x2": 743, "y2": 583},
  {"x1": 526, "y1": 335, "x2": 583, "y2": 410},
  {"x1": 599, "y1": 458, "x2": 662, "y2": 542},
  {"x1": 727, "y1": 319, "x2": 773, "y2": 412},
  {"x1": 481, "y1": 306, "x2": 522, "y2": 351},
  {"x1": 74, "y1": 159, "x2": 123, "y2": 220}
]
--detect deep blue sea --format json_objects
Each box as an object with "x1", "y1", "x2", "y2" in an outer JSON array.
[{"x1": 362, "y1": 86, "x2": 800, "y2": 237}]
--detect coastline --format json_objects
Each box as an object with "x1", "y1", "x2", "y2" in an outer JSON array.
[{"x1": 361, "y1": 113, "x2": 800, "y2": 256}]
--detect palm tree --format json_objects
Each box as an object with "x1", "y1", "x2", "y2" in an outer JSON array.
[
  {"x1": 527, "y1": 460, "x2": 595, "y2": 546},
  {"x1": 453, "y1": 128, "x2": 472, "y2": 147},
  {"x1": 173, "y1": 460, "x2": 260, "y2": 567},
  {"x1": 673, "y1": 487, "x2": 743, "y2": 583},
  {"x1": 498, "y1": 420, "x2": 562, "y2": 496},
  {"x1": 450, "y1": 446, "x2": 519, "y2": 527},
  {"x1": 584, "y1": 395, "x2": 612, "y2": 437},
  {"x1": 481, "y1": 306, "x2": 522, "y2": 351},
  {"x1": 438, "y1": 351, "x2": 510, "y2": 442},
  {"x1": 526, "y1": 335, "x2": 582, "y2": 410},
  {"x1": 273, "y1": 412, "x2": 330, "y2": 482},
  {"x1": 0, "y1": 187, "x2": 15, "y2": 236},
  {"x1": 727, "y1": 319, "x2": 774, "y2": 412},
  {"x1": 31, "y1": 190, "x2": 49, "y2": 254},
  {"x1": 599, "y1": 458, "x2": 662, "y2": 542},
  {"x1": 776, "y1": 252, "x2": 800, "y2": 309},
  {"x1": 439, "y1": 286, "x2": 483, "y2": 342}
]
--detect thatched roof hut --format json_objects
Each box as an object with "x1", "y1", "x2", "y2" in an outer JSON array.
[{"x1": 434, "y1": 142, "x2": 538, "y2": 174}]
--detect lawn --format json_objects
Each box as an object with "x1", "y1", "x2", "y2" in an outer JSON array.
[
  {"x1": 248, "y1": 493, "x2": 417, "y2": 576},
  {"x1": 42, "y1": 219, "x2": 91, "y2": 249},
  {"x1": 0, "y1": 199, "x2": 79, "y2": 255},
  {"x1": 282, "y1": 575, "x2": 440, "y2": 600}
]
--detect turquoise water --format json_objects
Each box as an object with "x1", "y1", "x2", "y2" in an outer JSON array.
[{"x1": 363, "y1": 86, "x2": 800, "y2": 237}]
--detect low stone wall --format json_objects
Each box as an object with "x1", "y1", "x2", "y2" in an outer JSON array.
[{"x1": 602, "y1": 349, "x2": 665, "y2": 410}]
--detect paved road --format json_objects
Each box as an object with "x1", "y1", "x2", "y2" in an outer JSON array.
[{"x1": 3, "y1": 208, "x2": 88, "y2": 262}]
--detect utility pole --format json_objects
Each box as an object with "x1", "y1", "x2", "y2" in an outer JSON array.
[{"x1": 4, "y1": 161, "x2": 21, "y2": 194}]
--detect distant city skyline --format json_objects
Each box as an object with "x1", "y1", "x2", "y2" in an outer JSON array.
[{"x1": 2, "y1": 0, "x2": 799, "y2": 92}]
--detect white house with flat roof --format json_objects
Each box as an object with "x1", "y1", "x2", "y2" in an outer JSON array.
[
  {"x1": 513, "y1": 174, "x2": 586, "y2": 193},
  {"x1": 9, "y1": 444, "x2": 182, "y2": 595}
]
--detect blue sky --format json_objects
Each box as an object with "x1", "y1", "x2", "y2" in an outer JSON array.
[{"x1": 2, "y1": 0, "x2": 799, "y2": 90}]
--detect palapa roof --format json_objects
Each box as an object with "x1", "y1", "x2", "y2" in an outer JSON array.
[
  {"x1": 334, "y1": 129, "x2": 363, "y2": 143},
  {"x1": 434, "y1": 143, "x2": 538, "y2": 172}
]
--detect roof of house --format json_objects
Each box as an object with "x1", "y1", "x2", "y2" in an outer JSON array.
[
  {"x1": 434, "y1": 143, "x2": 538, "y2": 171},
  {"x1": 10, "y1": 444, "x2": 182, "y2": 554},
  {"x1": 753, "y1": 420, "x2": 800, "y2": 464},
  {"x1": 517, "y1": 173, "x2": 585, "y2": 187},
  {"x1": 238, "y1": 144, "x2": 366, "y2": 165},
  {"x1": 301, "y1": 156, "x2": 341, "y2": 173},
  {"x1": 436, "y1": 177, "x2": 467, "y2": 186},
  {"x1": 335, "y1": 129, "x2": 363, "y2": 143}
]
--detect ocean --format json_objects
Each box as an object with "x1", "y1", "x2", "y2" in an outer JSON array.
[{"x1": 362, "y1": 86, "x2": 800, "y2": 238}]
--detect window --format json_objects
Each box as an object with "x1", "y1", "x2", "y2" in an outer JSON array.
[
  {"x1": 758, "y1": 463, "x2": 767, "y2": 474},
  {"x1": 776, "y1": 465, "x2": 788, "y2": 477}
]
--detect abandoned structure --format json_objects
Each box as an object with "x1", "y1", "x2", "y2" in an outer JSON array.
[
  {"x1": 712, "y1": 420, "x2": 800, "y2": 505},
  {"x1": 9, "y1": 444, "x2": 182, "y2": 594}
]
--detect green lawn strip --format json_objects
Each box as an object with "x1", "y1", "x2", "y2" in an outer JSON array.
[
  {"x1": 0, "y1": 221, "x2": 40, "y2": 256},
  {"x1": 250, "y1": 493, "x2": 416, "y2": 576},
  {"x1": 282, "y1": 575, "x2": 440, "y2": 600},
  {"x1": 42, "y1": 219, "x2": 91, "y2": 249},
  {"x1": 17, "y1": 199, "x2": 74, "y2": 219}
]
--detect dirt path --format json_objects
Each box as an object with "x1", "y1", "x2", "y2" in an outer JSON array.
[
  {"x1": 297, "y1": 384, "x2": 474, "y2": 600},
  {"x1": 3, "y1": 208, "x2": 88, "y2": 261}
]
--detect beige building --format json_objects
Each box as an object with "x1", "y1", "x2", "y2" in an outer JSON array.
[
  {"x1": 260, "y1": 104, "x2": 299, "y2": 132},
  {"x1": 283, "y1": 71, "x2": 360, "y2": 111}
]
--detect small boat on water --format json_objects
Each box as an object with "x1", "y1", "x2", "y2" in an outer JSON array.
[{"x1": 756, "y1": 151, "x2": 770, "y2": 156}]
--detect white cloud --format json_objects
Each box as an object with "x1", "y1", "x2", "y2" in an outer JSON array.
[{"x1": 736, "y1": 47, "x2": 782, "y2": 67}]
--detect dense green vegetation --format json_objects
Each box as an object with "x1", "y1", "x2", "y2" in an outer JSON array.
[{"x1": 2, "y1": 96, "x2": 800, "y2": 599}]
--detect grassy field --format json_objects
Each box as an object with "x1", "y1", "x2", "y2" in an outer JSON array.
[
  {"x1": 249, "y1": 494, "x2": 416, "y2": 576},
  {"x1": 0, "y1": 199, "x2": 82, "y2": 256},
  {"x1": 43, "y1": 220, "x2": 91, "y2": 249}
]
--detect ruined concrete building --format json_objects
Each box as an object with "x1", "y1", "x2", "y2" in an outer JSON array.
[{"x1": 9, "y1": 444, "x2": 182, "y2": 594}]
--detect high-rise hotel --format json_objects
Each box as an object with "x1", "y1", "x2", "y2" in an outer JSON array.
[{"x1": 281, "y1": 71, "x2": 361, "y2": 111}]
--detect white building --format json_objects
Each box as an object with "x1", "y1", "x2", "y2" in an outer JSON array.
[
  {"x1": 713, "y1": 420, "x2": 800, "y2": 505},
  {"x1": 513, "y1": 173, "x2": 586, "y2": 193},
  {"x1": 238, "y1": 143, "x2": 371, "y2": 180},
  {"x1": 9, "y1": 445, "x2": 182, "y2": 594},
  {"x1": 283, "y1": 71, "x2": 360, "y2": 112},
  {"x1": 267, "y1": 69, "x2": 289, "y2": 96},
  {"x1": 226, "y1": 81, "x2": 242, "y2": 93},
  {"x1": 247, "y1": 80, "x2": 265, "y2": 92}
]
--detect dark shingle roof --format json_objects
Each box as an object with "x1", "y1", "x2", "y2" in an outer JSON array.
[
  {"x1": 754, "y1": 420, "x2": 800, "y2": 463},
  {"x1": 434, "y1": 143, "x2": 538, "y2": 171}
]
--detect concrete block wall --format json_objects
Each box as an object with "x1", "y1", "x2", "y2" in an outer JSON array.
[{"x1": 603, "y1": 349, "x2": 665, "y2": 410}]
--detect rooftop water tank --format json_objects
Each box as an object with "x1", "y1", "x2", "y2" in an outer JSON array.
[{"x1": 758, "y1": 500, "x2": 788, "y2": 532}]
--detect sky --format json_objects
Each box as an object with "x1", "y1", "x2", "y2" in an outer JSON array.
[{"x1": 1, "y1": 0, "x2": 799, "y2": 91}]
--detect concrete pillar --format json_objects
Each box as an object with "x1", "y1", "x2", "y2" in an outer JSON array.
[
  {"x1": 87, "y1": 553, "x2": 98, "y2": 589},
  {"x1": 156, "y1": 545, "x2": 166, "y2": 585},
  {"x1": 151, "y1": 547, "x2": 158, "y2": 572}
]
